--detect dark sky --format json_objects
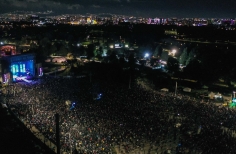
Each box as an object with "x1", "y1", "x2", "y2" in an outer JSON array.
[{"x1": 0, "y1": 0, "x2": 235, "y2": 18}]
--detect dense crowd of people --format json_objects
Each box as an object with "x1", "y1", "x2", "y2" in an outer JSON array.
[
  {"x1": 0, "y1": 96, "x2": 55, "y2": 154},
  {"x1": 5, "y1": 76, "x2": 236, "y2": 154}
]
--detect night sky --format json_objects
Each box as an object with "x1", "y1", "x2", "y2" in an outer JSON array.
[{"x1": 0, "y1": 0, "x2": 235, "y2": 18}]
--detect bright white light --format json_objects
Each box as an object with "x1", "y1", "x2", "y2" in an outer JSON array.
[
  {"x1": 0, "y1": 42, "x2": 3, "y2": 45},
  {"x1": 110, "y1": 45, "x2": 114, "y2": 48},
  {"x1": 172, "y1": 49, "x2": 177, "y2": 57},
  {"x1": 144, "y1": 53, "x2": 149, "y2": 58},
  {"x1": 125, "y1": 44, "x2": 129, "y2": 48},
  {"x1": 77, "y1": 43, "x2": 80, "y2": 47}
]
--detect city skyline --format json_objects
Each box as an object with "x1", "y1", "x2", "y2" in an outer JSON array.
[{"x1": 0, "y1": 0, "x2": 235, "y2": 18}]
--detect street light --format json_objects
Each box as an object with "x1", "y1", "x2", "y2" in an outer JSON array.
[
  {"x1": 144, "y1": 53, "x2": 149, "y2": 58},
  {"x1": 172, "y1": 49, "x2": 177, "y2": 57}
]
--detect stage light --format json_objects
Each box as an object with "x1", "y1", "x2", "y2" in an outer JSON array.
[{"x1": 70, "y1": 102, "x2": 76, "y2": 110}]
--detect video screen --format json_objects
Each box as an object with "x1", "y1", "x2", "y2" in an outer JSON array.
[{"x1": 11, "y1": 60, "x2": 34, "y2": 81}]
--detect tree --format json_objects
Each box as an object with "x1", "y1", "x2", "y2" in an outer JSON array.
[
  {"x1": 128, "y1": 52, "x2": 136, "y2": 70},
  {"x1": 167, "y1": 56, "x2": 179, "y2": 73},
  {"x1": 153, "y1": 46, "x2": 159, "y2": 57},
  {"x1": 93, "y1": 50, "x2": 98, "y2": 57},
  {"x1": 208, "y1": 47, "x2": 236, "y2": 87},
  {"x1": 78, "y1": 46, "x2": 86, "y2": 56},
  {"x1": 39, "y1": 37, "x2": 51, "y2": 57},
  {"x1": 87, "y1": 44, "x2": 95, "y2": 59},
  {"x1": 186, "y1": 48, "x2": 196, "y2": 66},
  {"x1": 106, "y1": 49, "x2": 112, "y2": 56},
  {"x1": 49, "y1": 44, "x2": 57, "y2": 56},
  {"x1": 29, "y1": 42, "x2": 38, "y2": 52},
  {"x1": 58, "y1": 46, "x2": 68, "y2": 56},
  {"x1": 39, "y1": 37, "x2": 50, "y2": 48},
  {"x1": 179, "y1": 48, "x2": 188, "y2": 65},
  {"x1": 184, "y1": 59, "x2": 203, "y2": 81},
  {"x1": 119, "y1": 54, "x2": 126, "y2": 65},
  {"x1": 95, "y1": 46, "x2": 103, "y2": 60},
  {"x1": 20, "y1": 37, "x2": 27, "y2": 44},
  {"x1": 98, "y1": 46, "x2": 103, "y2": 55},
  {"x1": 109, "y1": 51, "x2": 118, "y2": 63},
  {"x1": 127, "y1": 52, "x2": 137, "y2": 89},
  {"x1": 154, "y1": 45, "x2": 163, "y2": 57},
  {"x1": 161, "y1": 51, "x2": 169, "y2": 61}
]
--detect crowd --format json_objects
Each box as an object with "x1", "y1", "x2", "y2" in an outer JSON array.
[
  {"x1": 5, "y1": 76, "x2": 236, "y2": 154},
  {"x1": 0, "y1": 91, "x2": 55, "y2": 154}
]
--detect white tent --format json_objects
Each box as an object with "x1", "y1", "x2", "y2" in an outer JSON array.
[
  {"x1": 161, "y1": 88, "x2": 169, "y2": 92},
  {"x1": 215, "y1": 92, "x2": 222, "y2": 98},
  {"x1": 52, "y1": 57, "x2": 67, "y2": 63},
  {"x1": 183, "y1": 87, "x2": 191, "y2": 92},
  {"x1": 65, "y1": 100, "x2": 71, "y2": 106},
  {"x1": 2, "y1": 103, "x2": 7, "y2": 108},
  {"x1": 208, "y1": 92, "x2": 215, "y2": 99},
  {"x1": 175, "y1": 123, "x2": 181, "y2": 128}
]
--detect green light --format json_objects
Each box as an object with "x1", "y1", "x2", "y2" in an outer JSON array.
[{"x1": 229, "y1": 101, "x2": 236, "y2": 108}]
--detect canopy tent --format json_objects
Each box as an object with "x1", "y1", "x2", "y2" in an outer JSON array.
[
  {"x1": 161, "y1": 88, "x2": 169, "y2": 92},
  {"x1": 65, "y1": 100, "x2": 71, "y2": 106},
  {"x1": 2, "y1": 103, "x2": 7, "y2": 108},
  {"x1": 208, "y1": 92, "x2": 215, "y2": 99},
  {"x1": 183, "y1": 87, "x2": 191, "y2": 92}
]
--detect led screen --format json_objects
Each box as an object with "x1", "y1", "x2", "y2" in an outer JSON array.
[{"x1": 11, "y1": 60, "x2": 34, "y2": 81}]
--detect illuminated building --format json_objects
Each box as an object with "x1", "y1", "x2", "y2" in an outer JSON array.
[
  {"x1": 165, "y1": 29, "x2": 178, "y2": 35},
  {"x1": 87, "y1": 17, "x2": 91, "y2": 24},
  {"x1": 0, "y1": 44, "x2": 17, "y2": 56}
]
